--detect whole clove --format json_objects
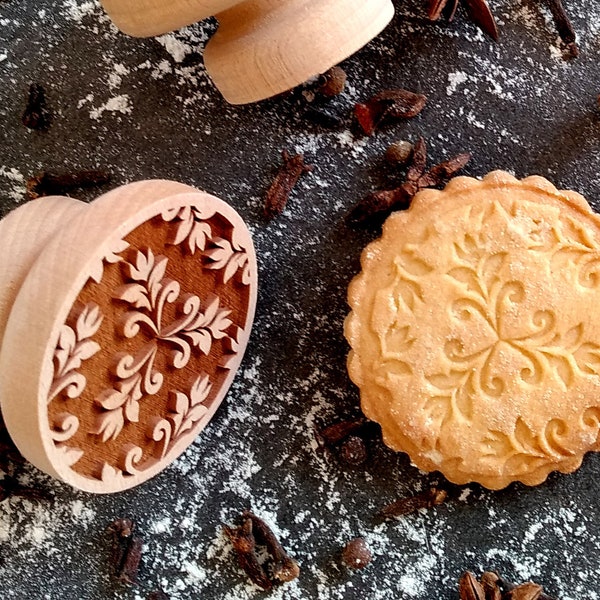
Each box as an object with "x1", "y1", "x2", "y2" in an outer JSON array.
[
  {"x1": 26, "y1": 170, "x2": 111, "y2": 200},
  {"x1": 379, "y1": 486, "x2": 448, "y2": 519},
  {"x1": 119, "y1": 536, "x2": 143, "y2": 584},
  {"x1": 318, "y1": 418, "x2": 366, "y2": 447},
  {"x1": 339, "y1": 436, "x2": 368, "y2": 466},
  {"x1": 22, "y1": 83, "x2": 52, "y2": 131},
  {"x1": 348, "y1": 137, "x2": 471, "y2": 226},
  {"x1": 385, "y1": 140, "x2": 413, "y2": 166},
  {"x1": 341, "y1": 538, "x2": 372, "y2": 570},
  {"x1": 462, "y1": 0, "x2": 499, "y2": 41},
  {"x1": 224, "y1": 518, "x2": 272, "y2": 590},
  {"x1": 317, "y1": 66, "x2": 347, "y2": 97},
  {"x1": 263, "y1": 150, "x2": 313, "y2": 220},
  {"x1": 504, "y1": 582, "x2": 543, "y2": 600},
  {"x1": 545, "y1": 0, "x2": 578, "y2": 59},
  {"x1": 354, "y1": 89, "x2": 426, "y2": 136},
  {"x1": 459, "y1": 571, "x2": 558, "y2": 600},
  {"x1": 108, "y1": 518, "x2": 143, "y2": 585},
  {"x1": 243, "y1": 511, "x2": 300, "y2": 583},
  {"x1": 481, "y1": 571, "x2": 502, "y2": 600}
]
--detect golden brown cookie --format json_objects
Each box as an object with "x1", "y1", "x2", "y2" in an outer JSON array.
[{"x1": 345, "y1": 171, "x2": 600, "y2": 489}]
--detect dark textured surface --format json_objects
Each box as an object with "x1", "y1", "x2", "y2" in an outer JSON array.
[{"x1": 1, "y1": 1, "x2": 600, "y2": 599}]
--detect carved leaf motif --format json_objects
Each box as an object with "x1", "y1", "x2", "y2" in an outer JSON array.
[
  {"x1": 396, "y1": 279, "x2": 423, "y2": 312},
  {"x1": 89, "y1": 239, "x2": 130, "y2": 284},
  {"x1": 220, "y1": 326, "x2": 242, "y2": 370},
  {"x1": 205, "y1": 237, "x2": 249, "y2": 284},
  {"x1": 484, "y1": 417, "x2": 573, "y2": 475},
  {"x1": 573, "y1": 343, "x2": 600, "y2": 375},
  {"x1": 115, "y1": 283, "x2": 152, "y2": 310},
  {"x1": 397, "y1": 251, "x2": 433, "y2": 277},
  {"x1": 375, "y1": 360, "x2": 412, "y2": 388},
  {"x1": 480, "y1": 252, "x2": 506, "y2": 293},
  {"x1": 164, "y1": 206, "x2": 214, "y2": 254},
  {"x1": 95, "y1": 407, "x2": 125, "y2": 443},
  {"x1": 424, "y1": 396, "x2": 452, "y2": 428},
  {"x1": 545, "y1": 354, "x2": 574, "y2": 388},
  {"x1": 383, "y1": 326, "x2": 415, "y2": 355},
  {"x1": 49, "y1": 302, "x2": 104, "y2": 401}
]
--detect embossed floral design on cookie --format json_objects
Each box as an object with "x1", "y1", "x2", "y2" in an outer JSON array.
[{"x1": 346, "y1": 171, "x2": 600, "y2": 489}]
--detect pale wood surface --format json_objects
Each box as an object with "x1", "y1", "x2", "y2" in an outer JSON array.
[
  {"x1": 100, "y1": 0, "x2": 395, "y2": 103},
  {"x1": 0, "y1": 181, "x2": 257, "y2": 493}
]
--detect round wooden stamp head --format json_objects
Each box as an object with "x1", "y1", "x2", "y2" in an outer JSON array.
[{"x1": 0, "y1": 180, "x2": 257, "y2": 493}]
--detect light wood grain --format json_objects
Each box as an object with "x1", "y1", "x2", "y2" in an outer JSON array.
[
  {"x1": 100, "y1": 0, "x2": 394, "y2": 104},
  {"x1": 0, "y1": 181, "x2": 257, "y2": 493}
]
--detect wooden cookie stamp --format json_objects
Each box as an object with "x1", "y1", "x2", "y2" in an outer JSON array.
[
  {"x1": 99, "y1": 0, "x2": 395, "y2": 104},
  {"x1": 0, "y1": 181, "x2": 257, "y2": 493}
]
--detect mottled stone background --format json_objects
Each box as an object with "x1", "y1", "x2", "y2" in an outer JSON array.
[{"x1": 0, "y1": 1, "x2": 599, "y2": 599}]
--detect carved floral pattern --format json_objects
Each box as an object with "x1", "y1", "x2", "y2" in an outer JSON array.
[
  {"x1": 150, "y1": 375, "x2": 211, "y2": 458},
  {"x1": 94, "y1": 248, "x2": 233, "y2": 442},
  {"x1": 46, "y1": 202, "x2": 254, "y2": 485}
]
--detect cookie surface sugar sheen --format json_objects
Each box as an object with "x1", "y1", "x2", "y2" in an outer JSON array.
[{"x1": 346, "y1": 171, "x2": 600, "y2": 489}]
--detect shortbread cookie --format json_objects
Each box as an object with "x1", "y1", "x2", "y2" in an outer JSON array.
[{"x1": 345, "y1": 171, "x2": 600, "y2": 489}]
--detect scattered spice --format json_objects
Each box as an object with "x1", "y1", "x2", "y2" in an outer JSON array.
[
  {"x1": 244, "y1": 511, "x2": 300, "y2": 583},
  {"x1": 317, "y1": 66, "x2": 347, "y2": 97},
  {"x1": 339, "y1": 436, "x2": 368, "y2": 466},
  {"x1": 263, "y1": 151, "x2": 313, "y2": 220},
  {"x1": 108, "y1": 518, "x2": 143, "y2": 585},
  {"x1": 348, "y1": 137, "x2": 471, "y2": 225},
  {"x1": 224, "y1": 518, "x2": 272, "y2": 590},
  {"x1": 458, "y1": 571, "x2": 558, "y2": 600},
  {"x1": 22, "y1": 83, "x2": 52, "y2": 131},
  {"x1": 354, "y1": 89, "x2": 426, "y2": 136},
  {"x1": 427, "y1": 0, "x2": 498, "y2": 41},
  {"x1": 318, "y1": 418, "x2": 366, "y2": 447},
  {"x1": 224, "y1": 512, "x2": 299, "y2": 590},
  {"x1": 341, "y1": 538, "x2": 372, "y2": 569},
  {"x1": 385, "y1": 140, "x2": 413, "y2": 166},
  {"x1": 379, "y1": 486, "x2": 448, "y2": 519},
  {"x1": 26, "y1": 169, "x2": 111, "y2": 200},
  {"x1": 459, "y1": 572, "x2": 486, "y2": 600},
  {"x1": 545, "y1": 0, "x2": 578, "y2": 59}
]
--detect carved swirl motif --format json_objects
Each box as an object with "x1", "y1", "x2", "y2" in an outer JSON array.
[
  {"x1": 47, "y1": 201, "x2": 254, "y2": 485},
  {"x1": 354, "y1": 186, "x2": 600, "y2": 487},
  {"x1": 94, "y1": 248, "x2": 233, "y2": 442}
]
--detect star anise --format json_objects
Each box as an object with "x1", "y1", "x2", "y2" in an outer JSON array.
[{"x1": 427, "y1": 0, "x2": 498, "y2": 41}]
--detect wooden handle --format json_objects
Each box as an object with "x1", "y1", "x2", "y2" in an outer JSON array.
[
  {"x1": 99, "y1": 0, "x2": 394, "y2": 103},
  {"x1": 207, "y1": 0, "x2": 395, "y2": 104},
  {"x1": 0, "y1": 181, "x2": 257, "y2": 493},
  {"x1": 99, "y1": 0, "x2": 240, "y2": 37}
]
